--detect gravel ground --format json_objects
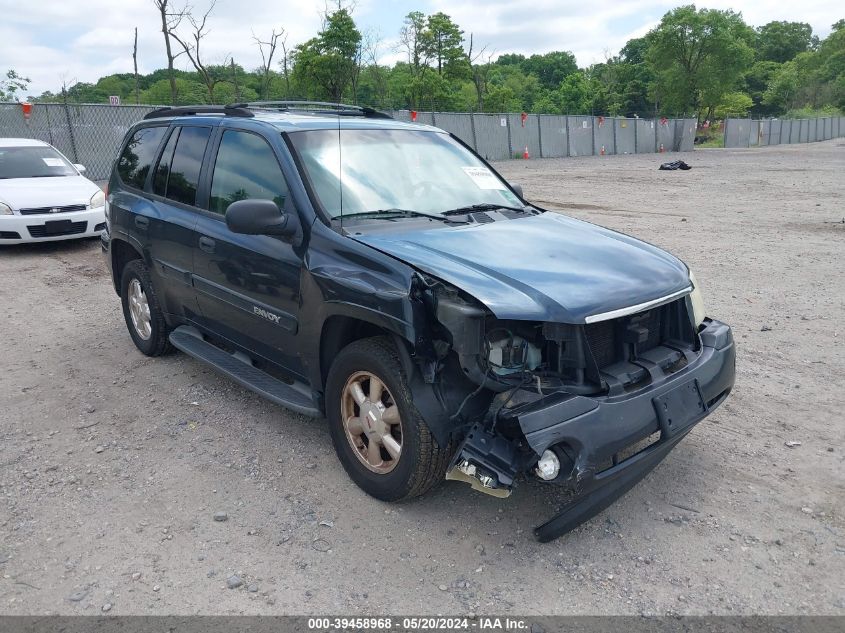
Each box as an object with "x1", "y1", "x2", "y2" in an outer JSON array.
[{"x1": 0, "y1": 140, "x2": 843, "y2": 616}]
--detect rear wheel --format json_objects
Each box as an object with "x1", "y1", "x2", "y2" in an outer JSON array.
[
  {"x1": 120, "y1": 259, "x2": 172, "y2": 356},
  {"x1": 326, "y1": 337, "x2": 451, "y2": 501}
]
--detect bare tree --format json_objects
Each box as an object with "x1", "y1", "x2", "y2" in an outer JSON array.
[
  {"x1": 169, "y1": 1, "x2": 227, "y2": 104},
  {"x1": 278, "y1": 36, "x2": 291, "y2": 97},
  {"x1": 132, "y1": 27, "x2": 140, "y2": 104},
  {"x1": 252, "y1": 27, "x2": 285, "y2": 100},
  {"x1": 349, "y1": 29, "x2": 375, "y2": 105},
  {"x1": 465, "y1": 33, "x2": 492, "y2": 112},
  {"x1": 361, "y1": 30, "x2": 387, "y2": 107},
  {"x1": 152, "y1": 0, "x2": 185, "y2": 105},
  {"x1": 230, "y1": 58, "x2": 241, "y2": 102}
]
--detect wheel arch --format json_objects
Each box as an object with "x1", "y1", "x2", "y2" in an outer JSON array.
[
  {"x1": 318, "y1": 314, "x2": 415, "y2": 394},
  {"x1": 110, "y1": 237, "x2": 144, "y2": 295}
]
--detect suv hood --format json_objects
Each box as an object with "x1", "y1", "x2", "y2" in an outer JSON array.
[
  {"x1": 352, "y1": 212, "x2": 691, "y2": 323},
  {"x1": 0, "y1": 175, "x2": 99, "y2": 210}
]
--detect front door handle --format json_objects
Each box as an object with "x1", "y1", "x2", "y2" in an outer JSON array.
[
  {"x1": 135, "y1": 216, "x2": 149, "y2": 229},
  {"x1": 199, "y1": 236, "x2": 216, "y2": 253}
]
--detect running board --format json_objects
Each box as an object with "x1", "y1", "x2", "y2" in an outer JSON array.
[{"x1": 169, "y1": 326, "x2": 321, "y2": 417}]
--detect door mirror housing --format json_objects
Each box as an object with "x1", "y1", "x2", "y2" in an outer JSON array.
[
  {"x1": 225, "y1": 199, "x2": 297, "y2": 237},
  {"x1": 74, "y1": 164, "x2": 87, "y2": 174},
  {"x1": 511, "y1": 183, "x2": 524, "y2": 198}
]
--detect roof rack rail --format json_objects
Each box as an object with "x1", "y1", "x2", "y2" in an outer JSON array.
[
  {"x1": 242, "y1": 101, "x2": 392, "y2": 119},
  {"x1": 143, "y1": 105, "x2": 254, "y2": 120}
]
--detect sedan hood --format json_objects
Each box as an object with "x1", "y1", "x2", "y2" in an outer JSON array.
[
  {"x1": 352, "y1": 212, "x2": 692, "y2": 323},
  {"x1": 0, "y1": 176, "x2": 100, "y2": 210}
]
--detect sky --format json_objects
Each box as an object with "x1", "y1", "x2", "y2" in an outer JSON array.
[{"x1": 1, "y1": 0, "x2": 842, "y2": 97}]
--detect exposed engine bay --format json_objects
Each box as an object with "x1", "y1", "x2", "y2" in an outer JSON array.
[{"x1": 410, "y1": 271, "x2": 709, "y2": 506}]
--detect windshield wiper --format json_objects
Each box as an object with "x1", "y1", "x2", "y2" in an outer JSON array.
[
  {"x1": 333, "y1": 209, "x2": 467, "y2": 224},
  {"x1": 440, "y1": 203, "x2": 533, "y2": 216}
]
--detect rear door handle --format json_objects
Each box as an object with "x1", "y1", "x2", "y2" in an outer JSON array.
[
  {"x1": 199, "y1": 236, "x2": 216, "y2": 253},
  {"x1": 135, "y1": 216, "x2": 149, "y2": 229}
]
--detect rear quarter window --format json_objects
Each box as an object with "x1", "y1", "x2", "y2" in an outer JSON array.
[
  {"x1": 117, "y1": 126, "x2": 167, "y2": 190},
  {"x1": 152, "y1": 126, "x2": 211, "y2": 206}
]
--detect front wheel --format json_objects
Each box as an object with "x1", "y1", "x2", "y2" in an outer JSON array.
[{"x1": 326, "y1": 337, "x2": 451, "y2": 501}]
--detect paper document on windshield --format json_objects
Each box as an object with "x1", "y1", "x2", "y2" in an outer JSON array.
[
  {"x1": 42, "y1": 158, "x2": 65, "y2": 167},
  {"x1": 462, "y1": 166, "x2": 506, "y2": 190}
]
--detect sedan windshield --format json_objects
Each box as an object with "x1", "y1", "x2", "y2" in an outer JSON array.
[
  {"x1": 288, "y1": 128, "x2": 523, "y2": 218},
  {"x1": 0, "y1": 146, "x2": 77, "y2": 179}
]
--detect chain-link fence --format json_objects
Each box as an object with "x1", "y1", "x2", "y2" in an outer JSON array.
[
  {"x1": 724, "y1": 116, "x2": 845, "y2": 148},
  {"x1": 1, "y1": 102, "x2": 697, "y2": 180},
  {"x1": 0, "y1": 102, "x2": 159, "y2": 180}
]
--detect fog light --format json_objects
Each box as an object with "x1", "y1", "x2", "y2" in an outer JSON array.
[{"x1": 535, "y1": 449, "x2": 560, "y2": 481}]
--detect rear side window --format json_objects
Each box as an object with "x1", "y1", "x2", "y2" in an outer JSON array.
[
  {"x1": 209, "y1": 131, "x2": 288, "y2": 215},
  {"x1": 117, "y1": 126, "x2": 167, "y2": 189},
  {"x1": 152, "y1": 129, "x2": 179, "y2": 196},
  {"x1": 166, "y1": 126, "x2": 211, "y2": 206}
]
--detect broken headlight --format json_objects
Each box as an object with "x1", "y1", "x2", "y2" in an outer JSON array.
[
  {"x1": 688, "y1": 270, "x2": 706, "y2": 327},
  {"x1": 486, "y1": 329, "x2": 542, "y2": 377}
]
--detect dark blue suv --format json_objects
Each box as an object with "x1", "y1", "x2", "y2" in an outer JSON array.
[{"x1": 103, "y1": 102, "x2": 735, "y2": 541}]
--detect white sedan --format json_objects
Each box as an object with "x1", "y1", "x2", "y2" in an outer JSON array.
[{"x1": 0, "y1": 138, "x2": 106, "y2": 244}]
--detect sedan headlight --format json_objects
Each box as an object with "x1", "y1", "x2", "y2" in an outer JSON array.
[
  {"x1": 90, "y1": 190, "x2": 105, "y2": 208},
  {"x1": 688, "y1": 270, "x2": 706, "y2": 327},
  {"x1": 0, "y1": 202, "x2": 12, "y2": 215}
]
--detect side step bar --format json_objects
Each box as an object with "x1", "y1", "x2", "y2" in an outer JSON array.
[{"x1": 169, "y1": 326, "x2": 321, "y2": 418}]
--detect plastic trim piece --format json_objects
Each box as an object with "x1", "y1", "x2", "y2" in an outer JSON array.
[{"x1": 584, "y1": 286, "x2": 692, "y2": 324}]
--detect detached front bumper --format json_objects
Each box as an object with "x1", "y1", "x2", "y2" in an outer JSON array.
[
  {"x1": 527, "y1": 318, "x2": 734, "y2": 541},
  {"x1": 449, "y1": 318, "x2": 735, "y2": 542}
]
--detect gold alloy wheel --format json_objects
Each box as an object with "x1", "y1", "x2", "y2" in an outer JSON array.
[{"x1": 340, "y1": 371, "x2": 403, "y2": 474}]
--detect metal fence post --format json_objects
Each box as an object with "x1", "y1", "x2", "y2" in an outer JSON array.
[
  {"x1": 611, "y1": 117, "x2": 619, "y2": 154},
  {"x1": 469, "y1": 112, "x2": 478, "y2": 152},
  {"x1": 591, "y1": 116, "x2": 597, "y2": 156},
  {"x1": 634, "y1": 118, "x2": 639, "y2": 153},
  {"x1": 537, "y1": 115, "x2": 543, "y2": 158},
  {"x1": 44, "y1": 104, "x2": 55, "y2": 147},
  {"x1": 565, "y1": 116, "x2": 571, "y2": 157},
  {"x1": 62, "y1": 100, "x2": 79, "y2": 163},
  {"x1": 505, "y1": 114, "x2": 513, "y2": 158}
]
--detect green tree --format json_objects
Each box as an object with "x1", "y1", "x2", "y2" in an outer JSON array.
[
  {"x1": 763, "y1": 23, "x2": 845, "y2": 113},
  {"x1": 745, "y1": 60, "x2": 781, "y2": 116},
  {"x1": 291, "y1": 8, "x2": 362, "y2": 102},
  {"x1": 714, "y1": 91, "x2": 754, "y2": 118},
  {"x1": 426, "y1": 12, "x2": 467, "y2": 79},
  {"x1": 755, "y1": 21, "x2": 816, "y2": 64},
  {"x1": 533, "y1": 71, "x2": 591, "y2": 114},
  {"x1": 647, "y1": 5, "x2": 754, "y2": 119},
  {"x1": 521, "y1": 51, "x2": 578, "y2": 90},
  {"x1": 620, "y1": 37, "x2": 651, "y2": 65},
  {"x1": 496, "y1": 53, "x2": 526, "y2": 67},
  {"x1": 398, "y1": 11, "x2": 431, "y2": 108},
  {"x1": 140, "y1": 77, "x2": 207, "y2": 105},
  {"x1": 1, "y1": 69, "x2": 31, "y2": 101}
]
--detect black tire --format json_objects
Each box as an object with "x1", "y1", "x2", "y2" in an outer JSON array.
[
  {"x1": 120, "y1": 259, "x2": 172, "y2": 356},
  {"x1": 326, "y1": 336, "x2": 452, "y2": 502}
]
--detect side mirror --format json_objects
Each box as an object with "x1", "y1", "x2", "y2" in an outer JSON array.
[
  {"x1": 74, "y1": 164, "x2": 87, "y2": 174},
  {"x1": 225, "y1": 199, "x2": 297, "y2": 237},
  {"x1": 511, "y1": 183, "x2": 524, "y2": 198}
]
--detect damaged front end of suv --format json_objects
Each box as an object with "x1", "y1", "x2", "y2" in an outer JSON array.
[
  {"x1": 434, "y1": 280, "x2": 733, "y2": 541},
  {"x1": 355, "y1": 214, "x2": 736, "y2": 543}
]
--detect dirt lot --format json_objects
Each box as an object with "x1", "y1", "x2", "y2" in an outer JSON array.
[{"x1": 0, "y1": 141, "x2": 843, "y2": 616}]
